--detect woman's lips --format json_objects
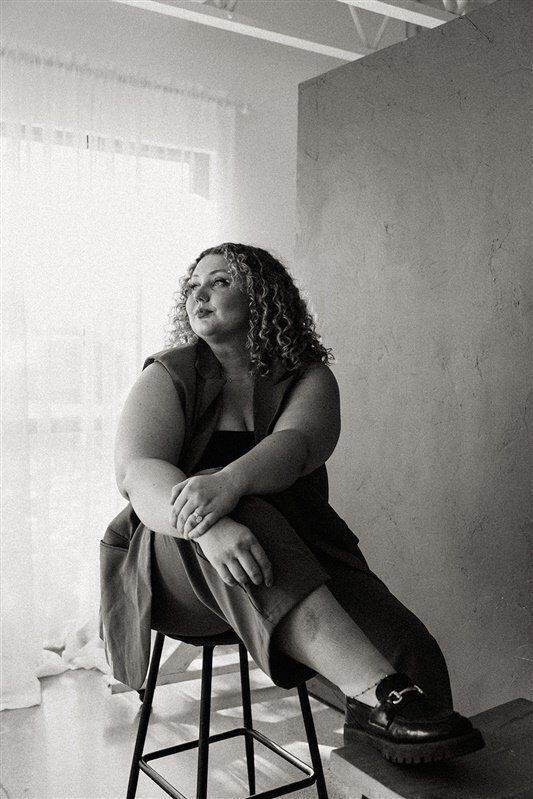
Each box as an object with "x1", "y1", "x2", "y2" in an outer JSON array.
[{"x1": 195, "y1": 308, "x2": 213, "y2": 318}]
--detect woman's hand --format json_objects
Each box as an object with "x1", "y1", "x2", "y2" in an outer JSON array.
[
  {"x1": 196, "y1": 518, "x2": 273, "y2": 588},
  {"x1": 169, "y1": 469, "x2": 243, "y2": 539}
]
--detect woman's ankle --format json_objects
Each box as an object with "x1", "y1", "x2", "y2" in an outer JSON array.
[{"x1": 342, "y1": 670, "x2": 394, "y2": 707}]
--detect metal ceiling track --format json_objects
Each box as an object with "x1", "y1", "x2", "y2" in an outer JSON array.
[
  {"x1": 110, "y1": 0, "x2": 371, "y2": 61},
  {"x1": 338, "y1": 0, "x2": 455, "y2": 29},
  {"x1": 110, "y1": 0, "x2": 458, "y2": 61}
]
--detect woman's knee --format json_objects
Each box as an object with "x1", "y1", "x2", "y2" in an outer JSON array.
[{"x1": 229, "y1": 496, "x2": 305, "y2": 554}]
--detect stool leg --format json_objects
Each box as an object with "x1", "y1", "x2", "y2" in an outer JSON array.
[
  {"x1": 238, "y1": 643, "x2": 256, "y2": 795},
  {"x1": 196, "y1": 645, "x2": 214, "y2": 799},
  {"x1": 126, "y1": 632, "x2": 165, "y2": 799},
  {"x1": 297, "y1": 684, "x2": 329, "y2": 799}
]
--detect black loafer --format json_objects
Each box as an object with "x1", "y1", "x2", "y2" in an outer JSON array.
[{"x1": 344, "y1": 673, "x2": 485, "y2": 764}]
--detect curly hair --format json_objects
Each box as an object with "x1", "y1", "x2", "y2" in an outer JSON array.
[{"x1": 166, "y1": 243, "x2": 333, "y2": 376}]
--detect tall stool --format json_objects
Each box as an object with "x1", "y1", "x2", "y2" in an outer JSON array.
[{"x1": 127, "y1": 629, "x2": 329, "y2": 799}]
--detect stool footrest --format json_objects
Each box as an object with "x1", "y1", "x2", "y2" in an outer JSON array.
[
  {"x1": 127, "y1": 632, "x2": 328, "y2": 799},
  {"x1": 139, "y1": 762, "x2": 188, "y2": 799},
  {"x1": 141, "y1": 726, "x2": 317, "y2": 799}
]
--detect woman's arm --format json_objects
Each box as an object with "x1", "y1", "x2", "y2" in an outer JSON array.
[
  {"x1": 114, "y1": 362, "x2": 189, "y2": 538},
  {"x1": 116, "y1": 361, "x2": 273, "y2": 584},
  {"x1": 224, "y1": 363, "x2": 340, "y2": 495},
  {"x1": 171, "y1": 364, "x2": 340, "y2": 539}
]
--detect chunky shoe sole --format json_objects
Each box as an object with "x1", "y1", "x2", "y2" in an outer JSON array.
[{"x1": 344, "y1": 723, "x2": 485, "y2": 764}]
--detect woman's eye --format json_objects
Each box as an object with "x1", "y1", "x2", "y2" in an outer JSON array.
[{"x1": 186, "y1": 277, "x2": 230, "y2": 293}]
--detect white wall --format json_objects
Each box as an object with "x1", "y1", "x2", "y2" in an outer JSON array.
[
  {"x1": 296, "y1": 0, "x2": 532, "y2": 716},
  {"x1": 1, "y1": 0, "x2": 353, "y2": 265}
]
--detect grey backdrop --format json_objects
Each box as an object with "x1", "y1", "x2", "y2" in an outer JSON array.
[{"x1": 295, "y1": 0, "x2": 532, "y2": 716}]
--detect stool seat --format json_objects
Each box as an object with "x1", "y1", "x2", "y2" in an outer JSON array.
[
  {"x1": 166, "y1": 629, "x2": 241, "y2": 648},
  {"x1": 126, "y1": 630, "x2": 329, "y2": 799}
]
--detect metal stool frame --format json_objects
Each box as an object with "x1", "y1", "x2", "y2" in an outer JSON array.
[{"x1": 126, "y1": 631, "x2": 329, "y2": 799}]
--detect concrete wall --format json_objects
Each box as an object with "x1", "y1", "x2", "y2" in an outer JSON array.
[{"x1": 296, "y1": 0, "x2": 532, "y2": 716}]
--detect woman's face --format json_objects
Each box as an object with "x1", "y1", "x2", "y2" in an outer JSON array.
[{"x1": 185, "y1": 254, "x2": 249, "y2": 342}]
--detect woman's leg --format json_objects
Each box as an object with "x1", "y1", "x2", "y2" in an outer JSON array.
[
  {"x1": 261, "y1": 486, "x2": 454, "y2": 708},
  {"x1": 155, "y1": 493, "x2": 450, "y2": 708},
  {"x1": 271, "y1": 563, "x2": 482, "y2": 766},
  {"x1": 151, "y1": 532, "x2": 231, "y2": 637},
  {"x1": 158, "y1": 496, "x2": 481, "y2": 765},
  {"x1": 272, "y1": 584, "x2": 394, "y2": 705},
  {"x1": 173, "y1": 495, "x2": 444, "y2": 704},
  {"x1": 322, "y1": 560, "x2": 453, "y2": 708}
]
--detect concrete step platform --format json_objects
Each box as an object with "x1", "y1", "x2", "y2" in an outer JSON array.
[{"x1": 329, "y1": 698, "x2": 533, "y2": 799}]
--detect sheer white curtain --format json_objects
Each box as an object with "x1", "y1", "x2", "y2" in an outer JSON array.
[{"x1": 1, "y1": 46, "x2": 237, "y2": 709}]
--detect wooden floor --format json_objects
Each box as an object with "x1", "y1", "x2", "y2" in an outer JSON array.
[{"x1": 0, "y1": 649, "x2": 352, "y2": 799}]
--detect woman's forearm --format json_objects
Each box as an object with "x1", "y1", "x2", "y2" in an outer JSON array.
[
  {"x1": 221, "y1": 430, "x2": 309, "y2": 498},
  {"x1": 121, "y1": 458, "x2": 188, "y2": 538}
]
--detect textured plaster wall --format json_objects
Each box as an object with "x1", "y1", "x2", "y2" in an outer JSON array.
[{"x1": 296, "y1": 0, "x2": 532, "y2": 716}]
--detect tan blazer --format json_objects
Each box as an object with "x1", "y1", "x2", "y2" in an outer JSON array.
[{"x1": 99, "y1": 339, "x2": 328, "y2": 689}]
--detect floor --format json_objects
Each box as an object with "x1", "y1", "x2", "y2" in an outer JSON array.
[{"x1": 0, "y1": 646, "x2": 354, "y2": 799}]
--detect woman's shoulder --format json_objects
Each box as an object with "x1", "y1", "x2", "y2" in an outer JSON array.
[
  {"x1": 141, "y1": 343, "x2": 200, "y2": 399},
  {"x1": 296, "y1": 359, "x2": 337, "y2": 386},
  {"x1": 143, "y1": 342, "x2": 198, "y2": 372},
  {"x1": 272, "y1": 357, "x2": 334, "y2": 383},
  {"x1": 286, "y1": 360, "x2": 340, "y2": 408}
]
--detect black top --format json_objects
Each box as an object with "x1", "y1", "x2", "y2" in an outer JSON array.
[{"x1": 194, "y1": 430, "x2": 255, "y2": 471}]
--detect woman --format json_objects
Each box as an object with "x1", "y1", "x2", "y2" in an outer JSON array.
[{"x1": 101, "y1": 242, "x2": 484, "y2": 765}]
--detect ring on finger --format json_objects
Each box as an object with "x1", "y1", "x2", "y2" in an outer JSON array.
[{"x1": 191, "y1": 510, "x2": 203, "y2": 525}]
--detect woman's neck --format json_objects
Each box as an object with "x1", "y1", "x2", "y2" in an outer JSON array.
[{"x1": 206, "y1": 339, "x2": 250, "y2": 380}]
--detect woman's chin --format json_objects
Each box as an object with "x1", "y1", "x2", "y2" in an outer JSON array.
[
  {"x1": 190, "y1": 317, "x2": 217, "y2": 334},
  {"x1": 192, "y1": 324, "x2": 228, "y2": 343}
]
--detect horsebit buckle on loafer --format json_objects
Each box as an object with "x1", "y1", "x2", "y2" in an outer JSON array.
[{"x1": 388, "y1": 685, "x2": 424, "y2": 704}]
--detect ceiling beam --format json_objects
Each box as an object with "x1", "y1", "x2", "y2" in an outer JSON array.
[
  {"x1": 346, "y1": 4, "x2": 372, "y2": 49},
  {"x1": 110, "y1": 0, "x2": 370, "y2": 61},
  {"x1": 337, "y1": 0, "x2": 456, "y2": 28}
]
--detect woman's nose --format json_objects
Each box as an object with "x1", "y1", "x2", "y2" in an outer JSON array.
[{"x1": 193, "y1": 285, "x2": 209, "y2": 303}]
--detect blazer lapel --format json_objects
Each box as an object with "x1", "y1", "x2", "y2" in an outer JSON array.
[
  {"x1": 254, "y1": 362, "x2": 301, "y2": 442},
  {"x1": 181, "y1": 341, "x2": 225, "y2": 473},
  {"x1": 184, "y1": 341, "x2": 302, "y2": 464}
]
